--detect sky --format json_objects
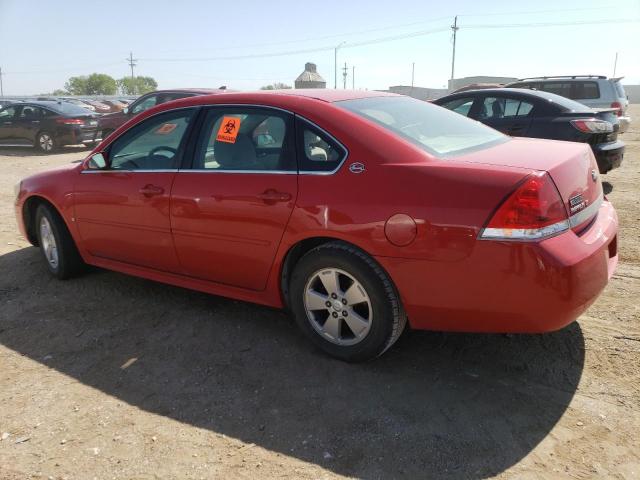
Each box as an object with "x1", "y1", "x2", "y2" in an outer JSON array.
[{"x1": 0, "y1": 0, "x2": 639, "y2": 95}]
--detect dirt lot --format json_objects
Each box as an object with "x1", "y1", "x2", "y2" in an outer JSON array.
[{"x1": 0, "y1": 106, "x2": 639, "y2": 480}]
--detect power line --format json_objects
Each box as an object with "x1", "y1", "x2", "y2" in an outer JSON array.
[{"x1": 463, "y1": 18, "x2": 640, "y2": 29}]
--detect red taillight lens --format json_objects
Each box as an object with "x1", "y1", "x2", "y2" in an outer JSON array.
[
  {"x1": 480, "y1": 172, "x2": 569, "y2": 241},
  {"x1": 570, "y1": 118, "x2": 613, "y2": 133},
  {"x1": 55, "y1": 118, "x2": 84, "y2": 125},
  {"x1": 611, "y1": 101, "x2": 622, "y2": 117}
]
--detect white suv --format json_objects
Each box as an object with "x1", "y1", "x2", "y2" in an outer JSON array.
[{"x1": 507, "y1": 76, "x2": 631, "y2": 133}]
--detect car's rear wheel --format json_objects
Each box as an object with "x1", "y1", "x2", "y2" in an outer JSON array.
[
  {"x1": 35, "y1": 131, "x2": 56, "y2": 153},
  {"x1": 289, "y1": 241, "x2": 407, "y2": 362},
  {"x1": 35, "y1": 204, "x2": 84, "y2": 279}
]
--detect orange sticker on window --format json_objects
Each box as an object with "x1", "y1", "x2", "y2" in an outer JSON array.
[
  {"x1": 155, "y1": 123, "x2": 177, "y2": 135},
  {"x1": 216, "y1": 116, "x2": 242, "y2": 143}
]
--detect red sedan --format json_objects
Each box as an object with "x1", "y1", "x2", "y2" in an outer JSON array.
[{"x1": 14, "y1": 90, "x2": 618, "y2": 361}]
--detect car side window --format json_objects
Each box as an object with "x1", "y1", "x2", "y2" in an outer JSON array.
[
  {"x1": 479, "y1": 97, "x2": 534, "y2": 119},
  {"x1": 108, "y1": 109, "x2": 195, "y2": 170},
  {"x1": 297, "y1": 120, "x2": 346, "y2": 173},
  {"x1": 440, "y1": 97, "x2": 474, "y2": 116},
  {"x1": 540, "y1": 82, "x2": 572, "y2": 98},
  {"x1": 19, "y1": 106, "x2": 42, "y2": 119},
  {"x1": 572, "y1": 82, "x2": 600, "y2": 100},
  {"x1": 192, "y1": 108, "x2": 295, "y2": 172},
  {"x1": 131, "y1": 95, "x2": 158, "y2": 115},
  {"x1": 0, "y1": 106, "x2": 17, "y2": 119}
]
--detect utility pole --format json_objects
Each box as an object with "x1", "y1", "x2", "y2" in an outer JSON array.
[
  {"x1": 0, "y1": 67, "x2": 4, "y2": 97},
  {"x1": 613, "y1": 52, "x2": 618, "y2": 77},
  {"x1": 411, "y1": 62, "x2": 415, "y2": 95},
  {"x1": 342, "y1": 62, "x2": 348, "y2": 89},
  {"x1": 352, "y1": 66, "x2": 355, "y2": 89},
  {"x1": 450, "y1": 16, "x2": 459, "y2": 81},
  {"x1": 334, "y1": 41, "x2": 346, "y2": 89},
  {"x1": 126, "y1": 51, "x2": 138, "y2": 94}
]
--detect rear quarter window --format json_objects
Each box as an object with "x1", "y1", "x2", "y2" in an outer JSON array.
[{"x1": 572, "y1": 82, "x2": 600, "y2": 100}]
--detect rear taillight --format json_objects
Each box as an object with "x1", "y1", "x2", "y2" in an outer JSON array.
[
  {"x1": 570, "y1": 118, "x2": 613, "y2": 133},
  {"x1": 55, "y1": 118, "x2": 84, "y2": 125},
  {"x1": 611, "y1": 101, "x2": 622, "y2": 117},
  {"x1": 480, "y1": 172, "x2": 569, "y2": 241}
]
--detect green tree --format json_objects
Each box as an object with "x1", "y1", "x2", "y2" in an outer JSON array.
[
  {"x1": 51, "y1": 88, "x2": 69, "y2": 96},
  {"x1": 117, "y1": 76, "x2": 158, "y2": 95},
  {"x1": 64, "y1": 73, "x2": 117, "y2": 95},
  {"x1": 260, "y1": 82, "x2": 292, "y2": 90}
]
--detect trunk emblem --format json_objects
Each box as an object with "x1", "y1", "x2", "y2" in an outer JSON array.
[
  {"x1": 569, "y1": 194, "x2": 587, "y2": 214},
  {"x1": 591, "y1": 169, "x2": 598, "y2": 182},
  {"x1": 349, "y1": 162, "x2": 365, "y2": 174}
]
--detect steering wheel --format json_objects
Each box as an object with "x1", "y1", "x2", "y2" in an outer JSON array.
[{"x1": 148, "y1": 146, "x2": 177, "y2": 158}]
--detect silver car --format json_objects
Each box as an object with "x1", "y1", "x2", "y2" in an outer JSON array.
[{"x1": 507, "y1": 76, "x2": 631, "y2": 133}]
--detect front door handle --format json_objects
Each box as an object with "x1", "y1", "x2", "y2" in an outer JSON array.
[
  {"x1": 139, "y1": 184, "x2": 165, "y2": 197},
  {"x1": 256, "y1": 189, "x2": 291, "y2": 203}
]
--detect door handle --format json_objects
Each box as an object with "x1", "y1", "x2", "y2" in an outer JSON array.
[
  {"x1": 2, "y1": 122, "x2": 11, "y2": 125},
  {"x1": 31, "y1": 120, "x2": 40, "y2": 124},
  {"x1": 139, "y1": 184, "x2": 165, "y2": 197},
  {"x1": 256, "y1": 189, "x2": 291, "y2": 202}
]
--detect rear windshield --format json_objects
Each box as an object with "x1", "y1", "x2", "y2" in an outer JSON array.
[
  {"x1": 338, "y1": 96, "x2": 507, "y2": 157},
  {"x1": 516, "y1": 90, "x2": 594, "y2": 113}
]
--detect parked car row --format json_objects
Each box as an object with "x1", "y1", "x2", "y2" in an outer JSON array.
[
  {"x1": 0, "y1": 100, "x2": 100, "y2": 152},
  {"x1": 0, "y1": 97, "x2": 136, "y2": 115}
]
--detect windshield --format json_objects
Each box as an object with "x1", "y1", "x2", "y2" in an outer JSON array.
[{"x1": 338, "y1": 96, "x2": 507, "y2": 157}]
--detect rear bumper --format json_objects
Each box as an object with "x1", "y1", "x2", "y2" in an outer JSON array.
[
  {"x1": 58, "y1": 127, "x2": 97, "y2": 146},
  {"x1": 593, "y1": 140, "x2": 624, "y2": 173},
  {"x1": 377, "y1": 200, "x2": 618, "y2": 333}
]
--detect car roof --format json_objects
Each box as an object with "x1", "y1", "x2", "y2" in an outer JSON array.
[
  {"x1": 194, "y1": 89, "x2": 398, "y2": 104},
  {"x1": 11, "y1": 100, "x2": 62, "y2": 107},
  {"x1": 149, "y1": 88, "x2": 233, "y2": 95}
]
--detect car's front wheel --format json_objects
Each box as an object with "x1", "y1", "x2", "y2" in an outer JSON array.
[
  {"x1": 289, "y1": 242, "x2": 407, "y2": 362},
  {"x1": 35, "y1": 204, "x2": 85, "y2": 279}
]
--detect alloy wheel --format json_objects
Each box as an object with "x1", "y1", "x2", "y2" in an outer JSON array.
[
  {"x1": 39, "y1": 133, "x2": 53, "y2": 152},
  {"x1": 303, "y1": 268, "x2": 372, "y2": 346},
  {"x1": 39, "y1": 216, "x2": 58, "y2": 269}
]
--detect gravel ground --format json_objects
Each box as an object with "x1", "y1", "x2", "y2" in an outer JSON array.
[{"x1": 0, "y1": 107, "x2": 638, "y2": 479}]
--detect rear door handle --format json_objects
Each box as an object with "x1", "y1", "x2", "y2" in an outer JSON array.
[
  {"x1": 256, "y1": 189, "x2": 291, "y2": 202},
  {"x1": 139, "y1": 184, "x2": 165, "y2": 197}
]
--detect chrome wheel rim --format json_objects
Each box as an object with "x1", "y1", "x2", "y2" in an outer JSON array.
[
  {"x1": 39, "y1": 134, "x2": 53, "y2": 151},
  {"x1": 39, "y1": 216, "x2": 58, "y2": 269},
  {"x1": 303, "y1": 268, "x2": 372, "y2": 346}
]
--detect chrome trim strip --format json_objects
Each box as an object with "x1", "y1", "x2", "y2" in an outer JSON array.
[
  {"x1": 81, "y1": 169, "x2": 179, "y2": 174},
  {"x1": 91, "y1": 103, "x2": 350, "y2": 176},
  {"x1": 569, "y1": 193, "x2": 603, "y2": 228},
  {"x1": 178, "y1": 169, "x2": 297, "y2": 175},
  {"x1": 480, "y1": 221, "x2": 569, "y2": 241}
]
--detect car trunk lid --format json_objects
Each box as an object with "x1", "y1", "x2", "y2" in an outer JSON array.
[{"x1": 453, "y1": 137, "x2": 603, "y2": 231}]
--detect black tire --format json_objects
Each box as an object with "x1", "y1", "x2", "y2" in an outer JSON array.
[
  {"x1": 34, "y1": 204, "x2": 84, "y2": 279},
  {"x1": 289, "y1": 241, "x2": 407, "y2": 362},
  {"x1": 35, "y1": 131, "x2": 56, "y2": 153}
]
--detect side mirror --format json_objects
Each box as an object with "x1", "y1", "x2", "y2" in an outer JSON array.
[
  {"x1": 87, "y1": 152, "x2": 108, "y2": 170},
  {"x1": 123, "y1": 107, "x2": 129, "y2": 115}
]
